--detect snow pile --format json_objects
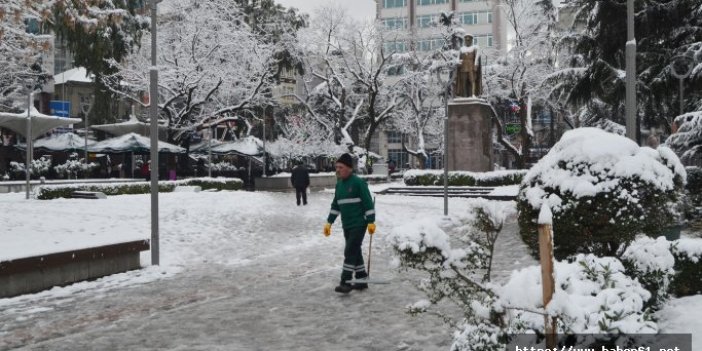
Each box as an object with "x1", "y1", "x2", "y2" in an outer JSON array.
[
  {"x1": 521, "y1": 128, "x2": 686, "y2": 211},
  {"x1": 498, "y1": 254, "x2": 656, "y2": 334},
  {"x1": 656, "y1": 295, "x2": 702, "y2": 349}
]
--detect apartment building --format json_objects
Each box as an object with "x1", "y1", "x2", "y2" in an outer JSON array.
[{"x1": 373, "y1": 0, "x2": 509, "y2": 170}]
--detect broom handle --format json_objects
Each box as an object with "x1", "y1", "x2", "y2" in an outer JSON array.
[
  {"x1": 367, "y1": 233, "x2": 373, "y2": 277},
  {"x1": 367, "y1": 196, "x2": 375, "y2": 277}
]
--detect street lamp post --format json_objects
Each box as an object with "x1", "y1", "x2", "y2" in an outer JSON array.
[
  {"x1": 149, "y1": 0, "x2": 160, "y2": 266},
  {"x1": 669, "y1": 56, "x2": 695, "y2": 117},
  {"x1": 25, "y1": 92, "x2": 33, "y2": 200},
  {"x1": 80, "y1": 95, "x2": 94, "y2": 178},
  {"x1": 625, "y1": 0, "x2": 637, "y2": 143}
]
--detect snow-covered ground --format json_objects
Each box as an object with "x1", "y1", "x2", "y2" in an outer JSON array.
[
  {"x1": 0, "y1": 190, "x2": 698, "y2": 350},
  {"x1": 0, "y1": 191, "x2": 522, "y2": 350}
]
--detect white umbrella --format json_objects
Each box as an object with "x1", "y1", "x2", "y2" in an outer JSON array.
[
  {"x1": 16, "y1": 132, "x2": 94, "y2": 152},
  {"x1": 210, "y1": 136, "x2": 263, "y2": 157},
  {"x1": 91, "y1": 115, "x2": 169, "y2": 138},
  {"x1": 0, "y1": 105, "x2": 81, "y2": 199},
  {"x1": 88, "y1": 132, "x2": 185, "y2": 154},
  {"x1": 0, "y1": 106, "x2": 81, "y2": 140}
]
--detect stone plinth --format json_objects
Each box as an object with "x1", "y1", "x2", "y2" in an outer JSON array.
[{"x1": 447, "y1": 97, "x2": 495, "y2": 171}]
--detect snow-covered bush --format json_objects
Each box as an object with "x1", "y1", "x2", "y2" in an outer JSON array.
[
  {"x1": 36, "y1": 178, "x2": 243, "y2": 199},
  {"x1": 391, "y1": 200, "x2": 661, "y2": 350},
  {"x1": 620, "y1": 236, "x2": 702, "y2": 303},
  {"x1": 10, "y1": 157, "x2": 52, "y2": 178},
  {"x1": 390, "y1": 201, "x2": 519, "y2": 351},
  {"x1": 497, "y1": 254, "x2": 657, "y2": 334},
  {"x1": 665, "y1": 111, "x2": 702, "y2": 166},
  {"x1": 670, "y1": 238, "x2": 702, "y2": 296},
  {"x1": 684, "y1": 166, "x2": 702, "y2": 218},
  {"x1": 54, "y1": 159, "x2": 99, "y2": 179},
  {"x1": 403, "y1": 170, "x2": 527, "y2": 187},
  {"x1": 517, "y1": 128, "x2": 687, "y2": 259},
  {"x1": 620, "y1": 236, "x2": 676, "y2": 308}
]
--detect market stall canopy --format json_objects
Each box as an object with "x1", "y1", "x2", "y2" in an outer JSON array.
[
  {"x1": 0, "y1": 107, "x2": 81, "y2": 140},
  {"x1": 16, "y1": 132, "x2": 94, "y2": 152},
  {"x1": 210, "y1": 136, "x2": 264, "y2": 157},
  {"x1": 91, "y1": 115, "x2": 169, "y2": 138},
  {"x1": 189, "y1": 139, "x2": 224, "y2": 154},
  {"x1": 88, "y1": 133, "x2": 185, "y2": 154}
]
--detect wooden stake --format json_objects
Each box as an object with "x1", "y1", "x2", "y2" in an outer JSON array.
[{"x1": 538, "y1": 221, "x2": 557, "y2": 348}]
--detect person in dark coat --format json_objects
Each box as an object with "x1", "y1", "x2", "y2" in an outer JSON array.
[{"x1": 290, "y1": 161, "x2": 311, "y2": 206}]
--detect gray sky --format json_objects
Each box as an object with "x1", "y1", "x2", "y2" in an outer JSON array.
[{"x1": 275, "y1": 0, "x2": 376, "y2": 22}]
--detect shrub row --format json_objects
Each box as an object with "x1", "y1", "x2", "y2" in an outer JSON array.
[
  {"x1": 403, "y1": 170, "x2": 527, "y2": 187},
  {"x1": 36, "y1": 177, "x2": 243, "y2": 200}
]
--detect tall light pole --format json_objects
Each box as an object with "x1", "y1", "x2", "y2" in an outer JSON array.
[
  {"x1": 81, "y1": 95, "x2": 94, "y2": 178},
  {"x1": 669, "y1": 56, "x2": 695, "y2": 117},
  {"x1": 25, "y1": 92, "x2": 33, "y2": 200},
  {"x1": 150, "y1": 0, "x2": 160, "y2": 266},
  {"x1": 625, "y1": 0, "x2": 637, "y2": 143}
]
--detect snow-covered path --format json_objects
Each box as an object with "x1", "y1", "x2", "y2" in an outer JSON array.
[{"x1": 0, "y1": 191, "x2": 528, "y2": 350}]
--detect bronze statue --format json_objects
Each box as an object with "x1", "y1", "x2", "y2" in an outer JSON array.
[{"x1": 455, "y1": 34, "x2": 482, "y2": 97}]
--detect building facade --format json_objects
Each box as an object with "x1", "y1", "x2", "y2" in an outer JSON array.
[{"x1": 373, "y1": 0, "x2": 509, "y2": 170}]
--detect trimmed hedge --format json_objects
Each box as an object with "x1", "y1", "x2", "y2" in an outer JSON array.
[
  {"x1": 670, "y1": 238, "x2": 702, "y2": 296},
  {"x1": 403, "y1": 170, "x2": 526, "y2": 187},
  {"x1": 685, "y1": 166, "x2": 702, "y2": 218},
  {"x1": 36, "y1": 177, "x2": 243, "y2": 200}
]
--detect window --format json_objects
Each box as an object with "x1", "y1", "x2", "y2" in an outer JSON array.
[
  {"x1": 474, "y1": 34, "x2": 493, "y2": 47},
  {"x1": 416, "y1": 14, "x2": 439, "y2": 28},
  {"x1": 386, "y1": 131, "x2": 403, "y2": 144},
  {"x1": 383, "y1": 0, "x2": 407, "y2": 8},
  {"x1": 384, "y1": 41, "x2": 407, "y2": 53},
  {"x1": 459, "y1": 12, "x2": 478, "y2": 25},
  {"x1": 459, "y1": 11, "x2": 491, "y2": 25},
  {"x1": 417, "y1": 38, "x2": 444, "y2": 52},
  {"x1": 387, "y1": 149, "x2": 410, "y2": 169},
  {"x1": 417, "y1": 0, "x2": 448, "y2": 6},
  {"x1": 382, "y1": 17, "x2": 408, "y2": 29}
]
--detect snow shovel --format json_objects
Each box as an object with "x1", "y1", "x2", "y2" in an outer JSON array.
[{"x1": 346, "y1": 228, "x2": 391, "y2": 285}]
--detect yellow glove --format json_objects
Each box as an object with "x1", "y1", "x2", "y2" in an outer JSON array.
[
  {"x1": 324, "y1": 223, "x2": 332, "y2": 237},
  {"x1": 367, "y1": 223, "x2": 376, "y2": 235}
]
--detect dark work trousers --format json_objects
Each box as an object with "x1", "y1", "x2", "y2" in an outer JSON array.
[
  {"x1": 341, "y1": 226, "x2": 368, "y2": 284},
  {"x1": 295, "y1": 186, "x2": 308, "y2": 205}
]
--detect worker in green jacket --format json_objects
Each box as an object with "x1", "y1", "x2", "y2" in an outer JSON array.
[{"x1": 324, "y1": 153, "x2": 376, "y2": 294}]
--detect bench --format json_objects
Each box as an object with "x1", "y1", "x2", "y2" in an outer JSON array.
[
  {"x1": 0, "y1": 240, "x2": 150, "y2": 298},
  {"x1": 71, "y1": 191, "x2": 107, "y2": 199}
]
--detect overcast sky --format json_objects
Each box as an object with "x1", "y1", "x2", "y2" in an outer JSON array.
[{"x1": 275, "y1": 0, "x2": 376, "y2": 22}]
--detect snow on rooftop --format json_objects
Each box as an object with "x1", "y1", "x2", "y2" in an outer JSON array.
[{"x1": 53, "y1": 67, "x2": 94, "y2": 85}]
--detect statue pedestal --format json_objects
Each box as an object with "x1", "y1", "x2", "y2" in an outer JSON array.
[{"x1": 447, "y1": 97, "x2": 494, "y2": 172}]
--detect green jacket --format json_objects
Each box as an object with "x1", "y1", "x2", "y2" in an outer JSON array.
[{"x1": 327, "y1": 174, "x2": 375, "y2": 230}]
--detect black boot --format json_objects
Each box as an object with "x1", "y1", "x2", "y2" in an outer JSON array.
[
  {"x1": 351, "y1": 283, "x2": 368, "y2": 290},
  {"x1": 334, "y1": 282, "x2": 352, "y2": 294}
]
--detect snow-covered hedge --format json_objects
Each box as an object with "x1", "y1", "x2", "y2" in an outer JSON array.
[
  {"x1": 498, "y1": 254, "x2": 657, "y2": 334},
  {"x1": 403, "y1": 169, "x2": 527, "y2": 187},
  {"x1": 670, "y1": 238, "x2": 702, "y2": 296},
  {"x1": 10, "y1": 157, "x2": 52, "y2": 178},
  {"x1": 517, "y1": 128, "x2": 687, "y2": 259},
  {"x1": 390, "y1": 207, "x2": 665, "y2": 350},
  {"x1": 685, "y1": 166, "x2": 702, "y2": 217},
  {"x1": 665, "y1": 111, "x2": 702, "y2": 165},
  {"x1": 36, "y1": 177, "x2": 243, "y2": 199},
  {"x1": 621, "y1": 236, "x2": 676, "y2": 308},
  {"x1": 620, "y1": 236, "x2": 702, "y2": 305},
  {"x1": 54, "y1": 159, "x2": 99, "y2": 179}
]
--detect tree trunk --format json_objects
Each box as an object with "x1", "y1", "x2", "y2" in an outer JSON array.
[{"x1": 517, "y1": 98, "x2": 532, "y2": 169}]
